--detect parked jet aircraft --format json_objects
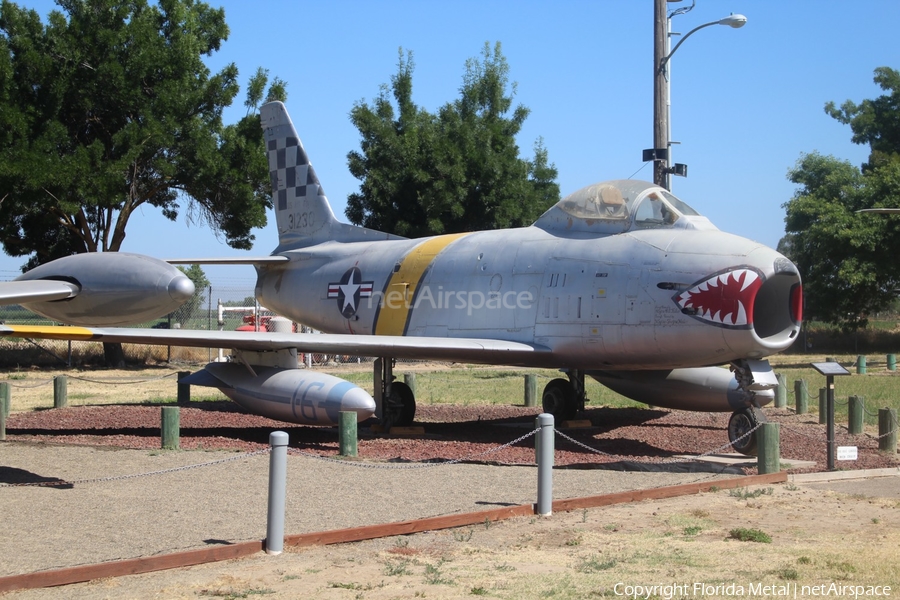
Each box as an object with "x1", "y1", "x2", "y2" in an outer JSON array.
[{"x1": 0, "y1": 101, "x2": 802, "y2": 454}]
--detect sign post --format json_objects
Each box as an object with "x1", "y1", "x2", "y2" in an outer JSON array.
[{"x1": 811, "y1": 362, "x2": 851, "y2": 471}]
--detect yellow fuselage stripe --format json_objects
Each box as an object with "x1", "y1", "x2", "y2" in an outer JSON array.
[{"x1": 374, "y1": 232, "x2": 472, "y2": 336}]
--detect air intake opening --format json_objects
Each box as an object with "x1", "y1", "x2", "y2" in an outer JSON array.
[{"x1": 753, "y1": 273, "x2": 802, "y2": 340}]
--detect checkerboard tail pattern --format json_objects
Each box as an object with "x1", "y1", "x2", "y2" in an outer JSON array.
[{"x1": 260, "y1": 101, "x2": 337, "y2": 247}]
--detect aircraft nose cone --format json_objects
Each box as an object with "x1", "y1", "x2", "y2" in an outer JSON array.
[
  {"x1": 168, "y1": 274, "x2": 196, "y2": 303},
  {"x1": 341, "y1": 387, "x2": 376, "y2": 421}
]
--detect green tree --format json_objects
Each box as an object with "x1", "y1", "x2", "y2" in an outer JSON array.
[
  {"x1": 825, "y1": 66, "x2": 900, "y2": 172},
  {"x1": 782, "y1": 67, "x2": 900, "y2": 327},
  {"x1": 0, "y1": 0, "x2": 287, "y2": 271},
  {"x1": 173, "y1": 264, "x2": 210, "y2": 326},
  {"x1": 346, "y1": 43, "x2": 559, "y2": 237}
]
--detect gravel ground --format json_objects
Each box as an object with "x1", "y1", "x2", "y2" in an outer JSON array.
[
  {"x1": 2, "y1": 396, "x2": 897, "y2": 579},
  {"x1": 0, "y1": 443, "x2": 740, "y2": 578},
  {"x1": 4, "y1": 400, "x2": 897, "y2": 471}
]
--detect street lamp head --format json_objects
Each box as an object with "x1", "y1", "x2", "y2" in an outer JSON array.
[{"x1": 718, "y1": 13, "x2": 747, "y2": 29}]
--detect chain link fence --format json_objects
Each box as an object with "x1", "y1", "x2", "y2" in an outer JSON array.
[{"x1": 0, "y1": 285, "x2": 373, "y2": 368}]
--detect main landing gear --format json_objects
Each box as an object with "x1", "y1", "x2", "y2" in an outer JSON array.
[
  {"x1": 375, "y1": 357, "x2": 416, "y2": 430},
  {"x1": 541, "y1": 369, "x2": 587, "y2": 421}
]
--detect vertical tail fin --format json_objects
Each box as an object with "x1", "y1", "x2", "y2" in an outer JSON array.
[
  {"x1": 261, "y1": 101, "x2": 338, "y2": 250},
  {"x1": 260, "y1": 101, "x2": 402, "y2": 250}
]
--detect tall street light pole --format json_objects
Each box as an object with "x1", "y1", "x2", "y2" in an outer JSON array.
[{"x1": 649, "y1": 0, "x2": 747, "y2": 190}]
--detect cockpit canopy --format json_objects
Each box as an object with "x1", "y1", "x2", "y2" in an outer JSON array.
[{"x1": 533, "y1": 179, "x2": 716, "y2": 236}]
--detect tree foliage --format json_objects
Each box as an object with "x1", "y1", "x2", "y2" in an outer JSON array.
[
  {"x1": 783, "y1": 67, "x2": 900, "y2": 328},
  {"x1": 174, "y1": 264, "x2": 209, "y2": 325},
  {"x1": 0, "y1": 0, "x2": 286, "y2": 270},
  {"x1": 346, "y1": 43, "x2": 559, "y2": 238}
]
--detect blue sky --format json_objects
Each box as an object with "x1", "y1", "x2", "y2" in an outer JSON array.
[{"x1": 1, "y1": 0, "x2": 897, "y2": 287}]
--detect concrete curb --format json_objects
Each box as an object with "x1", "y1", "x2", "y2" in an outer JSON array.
[{"x1": 789, "y1": 466, "x2": 900, "y2": 483}]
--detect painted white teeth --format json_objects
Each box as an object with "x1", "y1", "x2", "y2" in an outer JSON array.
[{"x1": 740, "y1": 270, "x2": 759, "y2": 292}]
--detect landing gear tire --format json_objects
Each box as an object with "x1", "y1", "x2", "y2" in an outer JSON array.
[
  {"x1": 542, "y1": 378, "x2": 578, "y2": 421},
  {"x1": 728, "y1": 406, "x2": 767, "y2": 456},
  {"x1": 384, "y1": 381, "x2": 416, "y2": 428}
]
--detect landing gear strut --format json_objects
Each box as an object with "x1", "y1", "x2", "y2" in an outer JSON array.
[
  {"x1": 542, "y1": 369, "x2": 587, "y2": 421},
  {"x1": 727, "y1": 359, "x2": 776, "y2": 456},
  {"x1": 374, "y1": 357, "x2": 416, "y2": 430}
]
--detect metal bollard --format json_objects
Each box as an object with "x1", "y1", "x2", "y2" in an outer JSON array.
[
  {"x1": 536, "y1": 413, "x2": 554, "y2": 517},
  {"x1": 887, "y1": 354, "x2": 897, "y2": 372},
  {"x1": 524, "y1": 374, "x2": 537, "y2": 408},
  {"x1": 266, "y1": 431, "x2": 289, "y2": 555},
  {"x1": 856, "y1": 355, "x2": 867, "y2": 375}
]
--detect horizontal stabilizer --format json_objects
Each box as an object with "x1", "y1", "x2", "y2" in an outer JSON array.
[{"x1": 166, "y1": 256, "x2": 290, "y2": 266}]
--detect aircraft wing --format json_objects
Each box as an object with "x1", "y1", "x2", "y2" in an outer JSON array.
[
  {"x1": 0, "y1": 324, "x2": 550, "y2": 367},
  {"x1": 0, "y1": 280, "x2": 80, "y2": 305}
]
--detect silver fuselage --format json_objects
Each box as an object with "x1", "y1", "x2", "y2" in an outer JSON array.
[{"x1": 257, "y1": 224, "x2": 799, "y2": 372}]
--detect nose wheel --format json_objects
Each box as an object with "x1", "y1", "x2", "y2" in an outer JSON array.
[{"x1": 728, "y1": 406, "x2": 766, "y2": 456}]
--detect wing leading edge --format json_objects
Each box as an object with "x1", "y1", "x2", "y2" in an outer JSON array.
[
  {"x1": 0, "y1": 280, "x2": 80, "y2": 305},
  {"x1": 0, "y1": 325, "x2": 550, "y2": 368}
]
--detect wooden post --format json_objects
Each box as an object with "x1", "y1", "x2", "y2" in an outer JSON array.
[
  {"x1": 878, "y1": 408, "x2": 897, "y2": 454},
  {"x1": 0, "y1": 382, "x2": 9, "y2": 420},
  {"x1": 774, "y1": 373, "x2": 786, "y2": 408},
  {"x1": 794, "y1": 379, "x2": 808, "y2": 415},
  {"x1": 887, "y1": 354, "x2": 896, "y2": 372},
  {"x1": 524, "y1": 374, "x2": 537, "y2": 408},
  {"x1": 161, "y1": 406, "x2": 180, "y2": 450},
  {"x1": 757, "y1": 422, "x2": 780, "y2": 474},
  {"x1": 339, "y1": 411, "x2": 358, "y2": 457},
  {"x1": 177, "y1": 371, "x2": 191, "y2": 404},
  {"x1": 818, "y1": 388, "x2": 827, "y2": 425},
  {"x1": 403, "y1": 373, "x2": 416, "y2": 397},
  {"x1": 856, "y1": 355, "x2": 867, "y2": 374},
  {"x1": 0, "y1": 385, "x2": 6, "y2": 441},
  {"x1": 848, "y1": 395, "x2": 864, "y2": 434},
  {"x1": 53, "y1": 376, "x2": 67, "y2": 409}
]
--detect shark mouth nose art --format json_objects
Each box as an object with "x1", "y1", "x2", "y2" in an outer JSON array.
[{"x1": 674, "y1": 268, "x2": 764, "y2": 328}]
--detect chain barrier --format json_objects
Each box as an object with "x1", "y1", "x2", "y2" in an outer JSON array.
[
  {"x1": 0, "y1": 449, "x2": 270, "y2": 488},
  {"x1": 553, "y1": 422, "x2": 763, "y2": 466},
  {"x1": 3, "y1": 378, "x2": 55, "y2": 389},
  {"x1": 67, "y1": 372, "x2": 181, "y2": 385},
  {"x1": 780, "y1": 419, "x2": 899, "y2": 441},
  {"x1": 288, "y1": 428, "x2": 538, "y2": 470},
  {"x1": 779, "y1": 423, "x2": 827, "y2": 440},
  {"x1": 3, "y1": 372, "x2": 180, "y2": 389}
]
